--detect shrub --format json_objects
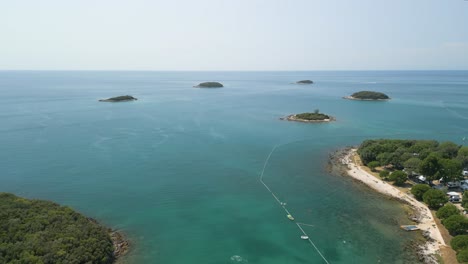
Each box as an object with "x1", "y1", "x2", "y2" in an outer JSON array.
[
  {"x1": 379, "y1": 170, "x2": 390, "y2": 179},
  {"x1": 389, "y1": 170, "x2": 408, "y2": 186},
  {"x1": 451, "y1": 235, "x2": 468, "y2": 252},
  {"x1": 368, "y1": 161, "x2": 380, "y2": 172},
  {"x1": 463, "y1": 191, "x2": 468, "y2": 210},
  {"x1": 411, "y1": 184, "x2": 431, "y2": 201},
  {"x1": 457, "y1": 248, "x2": 468, "y2": 263},
  {"x1": 442, "y1": 215, "x2": 468, "y2": 236},
  {"x1": 436, "y1": 203, "x2": 460, "y2": 219},
  {"x1": 423, "y1": 189, "x2": 448, "y2": 209}
]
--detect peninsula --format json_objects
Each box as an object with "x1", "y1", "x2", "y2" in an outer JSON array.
[
  {"x1": 281, "y1": 110, "x2": 334, "y2": 123},
  {"x1": 296, "y1": 80, "x2": 313, "y2": 84},
  {"x1": 331, "y1": 139, "x2": 468, "y2": 264},
  {"x1": 344, "y1": 91, "x2": 390, "y2": 101},
  {"x1": 0, "y1": 193, "x2": 129, "y2": 263},
  {"x1": 99, "y1": 95, "x2": 138, "y2": 102},
  {"x1": 194, "y1": 82, "x2": 224, "y2": 88}
]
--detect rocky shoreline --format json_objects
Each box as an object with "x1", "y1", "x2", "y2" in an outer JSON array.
[
  {"x1": 343, "y1": 96, "x2": 390, "y2": 101},
  {"x1": 88, "y1": 217, "x2": 130, "y2": 261},
  {"x1": 110, "y1": 230, "x2": 130, "y2": 259},
  {"x1": 328, "y1": 148, "x2": 441, "y2": 264}
]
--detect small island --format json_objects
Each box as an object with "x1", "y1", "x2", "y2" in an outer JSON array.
[
  {"x1": 344, "y1": 91, "x2": 390, "y2": 101},
  {"x1": 281, "y1": 109, "x2": 334, "y2": 123},
  {"x1": 296, "y1": 80, "x2": 314, "y2": 84},
  {"x1": 99, "y1": 95, "x2": 138, "y2": 102},
  {"x1": 194, "y1": 82, "x2": 224, "y2": 88},
  {"x1": 0, "y1": 193, "x2": 129, "y2": 263}
]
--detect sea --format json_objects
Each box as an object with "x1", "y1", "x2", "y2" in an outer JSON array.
[{"x1": 1, "y1": 71, "x2": 467, "y2": 264}]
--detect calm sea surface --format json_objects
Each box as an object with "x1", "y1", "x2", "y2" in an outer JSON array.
[{"x1": 1, "y1": 71, "x2": 467, "y2": 263}]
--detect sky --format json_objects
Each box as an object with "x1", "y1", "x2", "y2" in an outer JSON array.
[{"x1": 0, "y1": 0, "x2": 467, "y2": 71}]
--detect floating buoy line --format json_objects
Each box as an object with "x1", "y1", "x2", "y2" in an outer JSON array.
[{"x1": 259, "y1": 144, "x2": 330, "y2": 264}]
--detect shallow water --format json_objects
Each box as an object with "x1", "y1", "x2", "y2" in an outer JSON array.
[{"x1": 1, "y1": 71, "x2": 467, "y2": 263}]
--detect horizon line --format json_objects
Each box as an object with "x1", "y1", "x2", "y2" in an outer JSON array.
[{"x1": 0, "y1": 69, "x2": 467, "y2": 72}]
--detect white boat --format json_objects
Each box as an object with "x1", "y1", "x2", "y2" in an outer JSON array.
[{"x1": 301, "y1": 235, "x2": 309, "y2": 240}]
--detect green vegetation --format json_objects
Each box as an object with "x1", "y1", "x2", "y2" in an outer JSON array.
[
  {"x1": 423, "y1": 189, "x2": 449, "y2": 209},
  {"x1": 349, "y1": 91, "x2": 390, "y2": 100},
  {"x1": 367, "y1": 161, "x2": 380, "y2": 171},
  {"x1": 357, "y1": 139, "x2": 465, "y2": 182},
  {"x1": 0, "y1": 193, "x2": 114, "y2": 264},
  {"x1": 410, "y1": 184, "x2": 431, "y2": 201},
  {"x1": 452, "y1": 235, "x2": 468, "y2": 263},
  {"x1": 436, "y1": 203, "x2": 460, "y2": 219},
  {"x1": 196, "y1": 82, "x2": 224, "y2": 88},
  {"x1": 451, "y1": 235, "x2": 468, "y2": 252},
  {"x1": 389, "y1": 170, "x2": 408, "y2": 186},
  {"x1": 296, "y1": 80, "x2": 313, "y2": 84},
  {"x1": 463, "y1": 191, "x2": 468, "y2": 210},
  {"x1": 442, "y1": 215, "x2": 468, "y2": 236},
  {"x1": 457, "y1": 249, "x2": 468, "y2": 263},
  {"x1": 379, "y1": 170, "x2": 390, "y2": 179},
  {"x1": 294, "y1": 109, "x2": 331, "y2": 121},
  {"x1": 99, "y1": 95, "x2": 137, "y2": 102}
]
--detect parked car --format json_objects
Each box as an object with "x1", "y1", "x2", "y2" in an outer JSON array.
[
  {"x1": 461, "y1": 181, "x2": 468, "y2": 191},
  {"x1": 447, "y1": 181, "x2": 461, "y2": 188},
  {"x1": 449, "y1": 195, "x2": 461, "y2": 203}
]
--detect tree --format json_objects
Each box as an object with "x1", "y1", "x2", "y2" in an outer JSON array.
[
  {"x1": 379, "y1": 170, "x2": 390, "y2": 179},
  {"x1": 389, "y1": 170, "x2": 408, "y2": 186},
  {"x1": 463, "y1": 191, "x2": 468, "y2": 210},
  {"x1": 457, "y1": 248, "x2": 468, "y2": 263},
  {"x1": 411, "y1": 184, "x2": 431, "y2": 201},
  {"x1": 368, "y1": 161, "x2": 380, "y2": 172},
  {"x1": 457, "y1": 146, "x2": 468, "y2": 168},
  {"x1": 451, "y1": 235, "x2": 468, "y2": 252},
  {"x1": 436, "y1": 203, "x2": 460, "y2": 219},
  {"x1": 423, "y1": 189, "x2": 448, "y2": 209},
  {"x1": 419, "y1": 154, "x2": 442, "y2": 180},
  {"x1": 314, "y1": 109, "x2": 319, "y2": 114},
  {"x1": 404, "y1": 157, "x2": 422, "y2": 173},
  {"x1": 439, "y1": 158, "x2": 463, "y2": 182},
  {"x1": 442, "y1": 215, "x2": 468, "y2": 236},
  {"x1": 437, "y1": 141, "x2": 460, "y2": 159}
]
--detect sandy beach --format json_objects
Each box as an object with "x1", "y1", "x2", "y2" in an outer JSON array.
[{"x1": 341, "y1": 149, "x2": 446, "y2": 264}]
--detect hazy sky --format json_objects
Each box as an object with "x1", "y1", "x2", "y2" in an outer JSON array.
[{"x1": 1, "y1": 0, "x2": 467, "y2": 70}]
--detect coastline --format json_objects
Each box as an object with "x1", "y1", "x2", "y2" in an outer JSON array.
[
  {"x1": 334, "y1": 148, "x2": 445, "y2": 264},
  {"x1": 280, "y1": 114, "x2": 335, "y2": 123},
  {"x1": 343, "y1": 96, "x2": 390, "y2": 101}
]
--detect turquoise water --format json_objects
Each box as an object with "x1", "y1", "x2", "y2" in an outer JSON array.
[{"x1": 1, "y1": 71, "x2": 468, "y2": 263}]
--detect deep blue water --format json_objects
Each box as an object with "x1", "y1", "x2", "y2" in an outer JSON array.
[{"x1": 1, "y1": 71, "x2": 467, "y2": 264}]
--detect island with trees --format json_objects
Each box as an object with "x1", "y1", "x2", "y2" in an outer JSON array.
[
  {"x1": 99, "y1": 95, "x2": 138, "y2": 102},
  {"x1": 296, "y1": 80, "x2": 313, "y2": 84},
  {"x1": 194, "y1": 82, "x2": 224, "y2": 88},
  {"x1": 344, "y1": 91, "x2": 390, "y2": 101},
  {"x1": 0, "y1": 193, "x2": 129, "y2": 264},
  {"x1": 282, "y1": 109, "x2": 334, "y2": 123}
]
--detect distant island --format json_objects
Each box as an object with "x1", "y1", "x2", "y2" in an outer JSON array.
[
  {"x1": 296, "y1": 80, "x2": 313, "y2": 84},
  {"x1": 344, "y1": 91, "x2": 390, "y2": 101},
  {"x1": 0, "y1": 193, "x2": 129, "y2": 263},
  {"x1": 281, "y1": 109, "x2": 334, "y2": 123},
  {"x1": 99, "y1": 95, "x2": 138, "y2": 102},
  {"x1": 194, "y1": 82, "x2": 224, "y2": 88}
]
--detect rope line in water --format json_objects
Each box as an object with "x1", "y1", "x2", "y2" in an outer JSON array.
[{"x1": 259, "y1": 144, "x2": 330, "y2": 264}]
